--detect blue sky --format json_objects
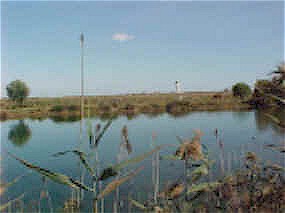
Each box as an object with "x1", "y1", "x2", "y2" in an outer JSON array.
[{"x1": 1, "y1": 1, "x2": 284, "y2": 97}]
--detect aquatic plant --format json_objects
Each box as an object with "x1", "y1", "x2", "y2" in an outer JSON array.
[
  {"x1": 6, "y1": 123, "x2": 285, "y2": 213},
  {"x1": 8, "y1": 125, "x2": 166, "y2": 203},
  {"x1": 0, "y1": 173, "x2": 26, "y2": 211}
]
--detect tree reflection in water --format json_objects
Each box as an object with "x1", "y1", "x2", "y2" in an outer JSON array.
[
  {"x1": 8, "y1": 120, "x2": 31, "y2": 147},
  {"x1": 255, "y1": 110, "x2": 285, "y2": 135}
]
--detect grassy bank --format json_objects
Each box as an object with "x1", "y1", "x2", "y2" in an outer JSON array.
[{"x1": 0, "y1": 92, "x2": 252, "y2": 121}]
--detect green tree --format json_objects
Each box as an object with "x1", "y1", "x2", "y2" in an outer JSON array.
[
  {"x1": 232, "y1": 82, "x2": 252, "y2": 99},
  {"x1": 8, "y1": 120, "x2": 31, "y2": 147},
  {"x1": 6, "y1": 80, "x2": 30, "y2": 104}
]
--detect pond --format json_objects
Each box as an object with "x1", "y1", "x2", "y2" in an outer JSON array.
[{"x1": 1, "y1": 111, "x2": 284, "y2": 212}]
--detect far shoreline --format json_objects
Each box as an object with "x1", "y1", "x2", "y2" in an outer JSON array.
[{"x1": 0, "y1": 91, "x2": 253, "y2": 121}]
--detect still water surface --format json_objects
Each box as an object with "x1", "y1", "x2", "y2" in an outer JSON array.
[{"x1": 1, "y1": 111, "x2": 284, "y2": 212}]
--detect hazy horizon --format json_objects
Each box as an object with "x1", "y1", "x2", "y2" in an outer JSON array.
[{"x1": 1, "y1": 1, "x2": 284, "y2": 97}]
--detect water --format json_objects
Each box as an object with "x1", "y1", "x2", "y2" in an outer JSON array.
[{"x1": 1, "y1": 111, "x2": 284, "y2": 212}]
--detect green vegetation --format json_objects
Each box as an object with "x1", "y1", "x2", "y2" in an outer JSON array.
[
  {"x1": 50, "y1": 104, "x2": 80, "y2": 112},
  {"x1": 0, "y1": 92, "x2": 251, "y2": 121},
  {"x1": 6, "y1": 80, "x2": 30, "y2": 105},
  {"x1": 270, "y1": 62, "x2": 285, "y2": 86},
  {"x1": 250, "y1": 63, "x2": 285, "y2": 109},
  {"x1": 232, "y1": 82, "x2": 252, "y2": 99}
]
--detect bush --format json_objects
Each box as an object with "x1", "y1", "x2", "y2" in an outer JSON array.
[
  {"x1": 50, "y1": 105, "x2": 65, "y2": 112},
  {"x1": 255, "y1": 80, "x2": 273, "y2": 89},
  {"x1": 99, "y1": 104, "x2": 112, "y2": 112},
  {"x1": 166, "y1": 100, "x2": 191, "y2": 114},
  {"x1": 66, "y1": 105, "x2": 79, "y2": 111},
  {"x1": 232, "y1": 83, "x2": 251, "y2": 99}
]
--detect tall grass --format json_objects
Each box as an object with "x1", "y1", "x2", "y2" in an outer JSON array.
[{"x1": 4, "y1": 121, "x2": 285, "y2": 212}]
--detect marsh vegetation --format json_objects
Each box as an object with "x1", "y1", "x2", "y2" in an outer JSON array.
[
  {"x1": 0, "y1": 92, "x2": 251, "y2": 121},
  {"x1": 1, "y1": 110, "x2": 284, "y2": 212}
]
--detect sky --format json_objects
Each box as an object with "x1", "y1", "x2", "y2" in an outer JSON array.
[{"x1": 1, "y1": 1, "x2": 284, "y2": 97}]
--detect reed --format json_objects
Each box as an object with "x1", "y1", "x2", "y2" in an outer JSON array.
[{"x1": 5, "y1": 122, "x2": 285, "y2": 213}]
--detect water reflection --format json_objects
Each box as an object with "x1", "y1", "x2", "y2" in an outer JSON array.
[
  {"x1": 255, "y1": 110, "x2": 285, "y2": 135},
  {"x1": 39, "y1": 177, "x2": 53, "y2": 212},
  {"x1": 255, "y1": 110, "x2": 270, "y2": 131},
  {"x1": 49, "y1": 114, "x2": 81, "y2": 123},
  {"x1": 168, "y1": 111, "x2": 192, "y2": 118},
  {"x1": 8, "y1": 120, "x2": 31, "y2": 147},
  {"x1": 2, "y1": 110, "x2": 284, "y2": 212}
]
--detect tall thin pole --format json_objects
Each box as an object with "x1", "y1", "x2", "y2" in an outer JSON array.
[
  {"x1": 80, "y1": 33, "x2": 85, "y2": 131},
  {"x1": 77, "y1": 33, "x2": 85, "y2": 207}
]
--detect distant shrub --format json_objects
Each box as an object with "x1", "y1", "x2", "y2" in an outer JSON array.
[
  {"x1": 50, "y1": 105, "x2": 65, "y2": 112},
  {"x1": 166, "y1": 100, "x2": 191, "y2": 114},
  {"x1": 232, "y1": 83, "x2": 252, "y2": 99},
  {"x1": 212, "y1": 93, "x2": 223, "y2": 99},
  {"x1": 10, "y1": 105, "x2": 17, "y2": 110},
  {"x1": 150, "y1": 104, "x2": 163, "y2": 112},
  {"x1": 66, "y1": 105, "x2": 79, "y2": 111},
  {"x1": 99, "y1": 104, "x2": 112, "y2": 112}
]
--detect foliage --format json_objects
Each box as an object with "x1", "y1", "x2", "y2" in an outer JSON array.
[
  {"x1": 96, "y1": 167, "x2": 143, "y2": 200},
  {"x1": 269, "y1": 62, "x2": 285, "y2": 87},
  {"x1": 8, "y1": 152, "x2": 94, "y2": 192},
  {"x1": 52, "y1": 150, "x2": 96, "y2": 178},
  {"x1": 50, "y1": 105, "x2": 65, "y2": 112},
  {"x1": 0, "y1": 194, "x2": 25, "y2": 212},
  {"x1": 94, "y1": 119, "x2": 113, "y2": 145},
  {"x1": 6, "y1": 80, "x2": 30, "y2": 104},
  {"x1": 8, "y1": 122, "x2": 285, "y2": 212},
  {"x1": 232, "y1": 82, "x2": 252, "y2": 99},
  {"x1": 251, "y1": 63, "x2": 285, "y2": 109},
  {"x1": 0, "y1": 172, "x2": 27, "y2": 212},
  {"x1": 9, "y1": 119, "x2": 165, "y2": 203}
]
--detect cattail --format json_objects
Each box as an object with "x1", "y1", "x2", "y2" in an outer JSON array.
[
  {"x1": 96, "y1": 123, "x2": 101, "y2": 135},
  {"x1": 122, "y1": 125, "x2": 129, "y2": 143},
  {"x1": 175, "y1": 130, "x2": 204, "y2": 161},
  {"x1": 214, "y1": 128, "x2": 218, "y2": 137},
  {"x1": 122, "y1": 125, "x2": 128, "y2": 138},
  {"x1": 193, "y1": 129, "x2": 203, "y2": 139}
]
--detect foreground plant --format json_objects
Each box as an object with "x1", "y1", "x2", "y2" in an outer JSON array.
[
  {"x1": 0, "y1": 173, "x2": 27, "y2": 212},
  {"x1": 7, "y1": 125, "x2": 285, "y2": 213},
  {"x1": 128, "y1": 137, "x2": 285, "y2": 213},
  {"x1": 8, "y1": 119, "x2": 168, "y2": 213}
]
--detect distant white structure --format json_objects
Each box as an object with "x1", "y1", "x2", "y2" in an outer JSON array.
[{"x1": 175, "y1": 80, "x2": 182, "y2": 93}]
